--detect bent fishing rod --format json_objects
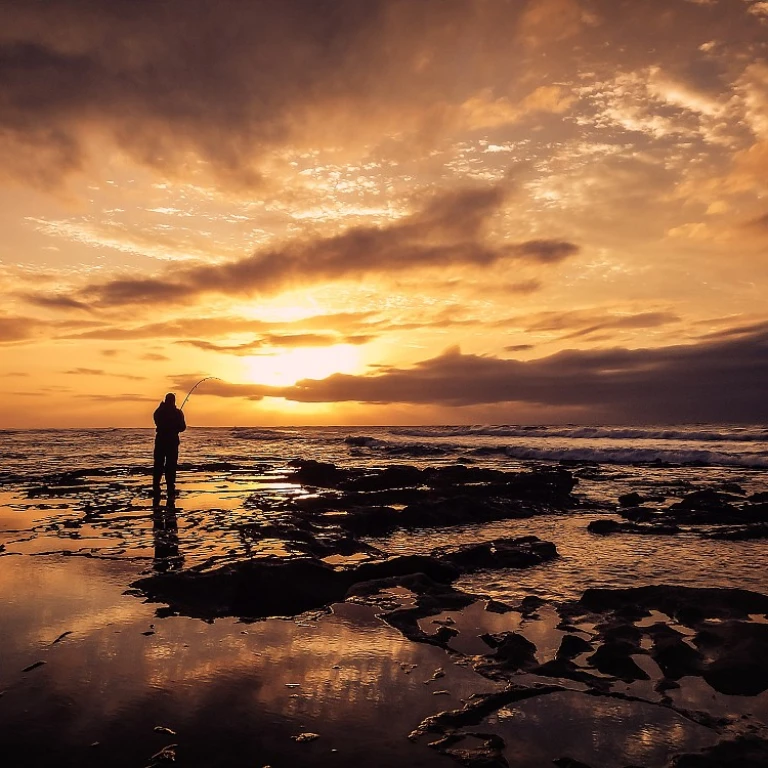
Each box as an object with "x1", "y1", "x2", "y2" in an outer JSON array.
[{"x1": 180, "y1": 376, "x2": 220, "y2": 410}]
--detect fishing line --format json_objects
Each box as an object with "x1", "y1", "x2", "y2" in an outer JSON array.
[{"x1": 180, "y1": 376, "x2": 220, "y2": 410}]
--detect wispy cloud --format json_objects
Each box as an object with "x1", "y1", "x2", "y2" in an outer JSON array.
[{"x1": 33, "y1": 183, "x2": 579, "y2": 309}]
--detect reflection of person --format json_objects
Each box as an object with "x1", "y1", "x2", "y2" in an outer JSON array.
[
  {"x1": 152, "y1": 503, "x2": 183, "y2": 572},
  {"x1": 152, "y1": 393, "x2": 186, "y2": 499}
]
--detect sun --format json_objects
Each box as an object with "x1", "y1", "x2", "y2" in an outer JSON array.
[{"x1": 243, "y1": 344, "x2": 361, "y2": 387}]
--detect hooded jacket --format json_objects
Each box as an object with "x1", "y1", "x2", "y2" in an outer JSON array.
[{"x1": 154, "y1": 401, "x2": 186, "y2": 444}]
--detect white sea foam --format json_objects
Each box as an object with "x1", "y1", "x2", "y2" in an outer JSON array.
[
  {"x1": 496, "y1": 445, "x2": 768, "y2": 468},
  {"x1": 346, "y1": 433, "x2": 768, "y2": 467},
  {"x1": 389, "y1": 425, "x2": 768, "y2": 443}
]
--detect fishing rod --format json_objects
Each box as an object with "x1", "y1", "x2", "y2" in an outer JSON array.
[{"x1": 180, "y1": 376, "x2": 220, "y2": 410}]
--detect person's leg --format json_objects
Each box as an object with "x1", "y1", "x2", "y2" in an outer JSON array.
[
  {"x1": 152, "y1": 440, "x2": 165, "y2": 494},
  {"x1": 166, "y1": 443, "x2": 179, "y2": 494}
]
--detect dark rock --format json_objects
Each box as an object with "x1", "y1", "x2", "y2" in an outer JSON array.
[
  {"x1": 618, "y1": 506, "x2": 657, "y2": 523},
  {"x1": 437, "y1": 732, "x2": 509, "y2": 768},
  {"x1": 556, "y1": 634, "x2": 592, "y2": 660},
  {"x1": 553, "y1": 758, "x2": 594, "y2": 768},
  {"x1": 352, "y1": 555, "x2": 459, "y2": 585},
  {"x1": 432, "y1": 625, "x2": 460, "y2": 644},
  {"x1": 479, "y1": 632, "x2": 538, "y2": 670},
  {"x1": 587, "y1": 640, "x2": 649, "y2": 681},
  {"x1": 667, "y1": 489, "x2": 743, "y2": 523},
  {"x1": 436, "y1": 537, "x2": 558, "y2": 572},
  {"x1": 571, "y1": 585, "x2": 768, "y2": 698},
  {"x1": 288, "y1": 459, "x2": 349, "y2": 488},
  {"x1": 645, "y1": 624, "x2": 703, "y2": 679},
  {"x1": 706, "y1": 524, "x2": 768, "y2": 541},
  {"x1": 587, "y1": 519, "x2": 680, "y2": 536},
  {"x1": 371, "y1": 576, "x2": 477, "y2": 645},
  {"x1": 655, "y1": 678, "x2": 681, "y2": 693},
  {"x1": 587, "y1": 519, "x2": 621, "y2": 535},
  {"x1": 618, "y1": 492, "x2": 645, "y2": 507},
  {"x1": 134, "y1": 557, "x2": 349, "y2": 620},
  {"x1": 520, "y1": 595, "x2": 546, "y2": 617},
  {"x1": 695, "y1": 621, "x2": 768, "y2": 695},
  {"x1": 485, "y1": 599, "x2": 515, "y2": 614},
  {"x1": 410, "y1": 684, "x2": 565, "y2": 738},
  {"x1": 340, "y1": 465, "x2": 425, "y2": 492},
  {"x1": 532, "y1": 658, "x2": 611, "y2": 690},
  {"x1": 285, "y1": 463, "x2": 579, "y2": 537},
  {"x1": 579, "y1": 585, "x2": 768, "y2": 622}
]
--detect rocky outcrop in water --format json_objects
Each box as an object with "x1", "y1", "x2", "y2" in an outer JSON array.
[
  {"x1": 396, "y1": 583, "x2": 768, "y2": 768},
  {"x1": 134, "y1": 535, "x2": 558, "y2": 621},
  {"x1": 282, "y1": 461, "x2": 578, "y2": 536},
  {"x1": 589, "y1": 488, "x2": 768, "y2": 539}
]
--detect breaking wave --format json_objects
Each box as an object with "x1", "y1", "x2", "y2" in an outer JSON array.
[
  {"x1": 348, "y1": 431, "x2": 768, "y2": 467},
  {"x1": 389, "y1": 425, "x2": 768, "y2": 443},
  {"x1": 492, "y1": 445, "x2": 768, "y2": 468}
]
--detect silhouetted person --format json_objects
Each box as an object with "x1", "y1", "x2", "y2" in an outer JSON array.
[
  {"x1": 153, "y1": 392, "x2": 186, "y2": 500},
  {"x1": 152, "y1": 502, "x2": 183, "y2": 573}
]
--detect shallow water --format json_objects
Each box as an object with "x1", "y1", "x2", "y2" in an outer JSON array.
[
  {"x1": 0, "y1": 556, "x2": 494, "y2": 768},
  {"x1": 373, "y1": 515, "x2": 768, "y2": 603},
  {"x1": 490, "y1": 691, "x2": 717, "y2": 768},
  {"x1": 1, "y1": 427, "x2": 768, "y2": 766}
]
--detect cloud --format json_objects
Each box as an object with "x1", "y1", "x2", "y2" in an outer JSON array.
[
  {"x1": 178, "y1": 333, "x2": 374, "y2": 356},
  {"x1": 0, "y1": 316, "x2": 40, "y2": 342},
  {"x1": 0, "y1": 0, "x2": 562, "y2": 190},
  {"x1": 168, "y1": 376, "x2": 271, "y2": 403},
  {"x1": 63, "y1": 367, "x2": 145, "y2": 381},
  {"x1": 39, "y1": 183, "x2": 579, "y2": 308},
  {"x1": 74, "y1": 393, "x2": 155, "y2": 403},
  {"x1": 558, "y1": 311, "x2": 681, "y2": 339},
  {"x1": 57, "y1": 312, "x2": 378, "y2": 340},
  {"x1": 497, "y1": 308, "x2": 680, "y2": 338},
  {"x1": 167, "y1": 321, "x2": 768, "y2": 422},
  {"x1": 64, "y1": 368, "x2": 107, "y2": 375},
  {"x1": 20, "y1": 293, "x2": 91, "y2": 311},
  {"x1": 254, "y1": 324, "x2": 768, "y2": 422},
  {"x1": 460, "y1": 85, "x2": 576, "y2": 131},
  {"x1": 746, "y1": 212, "x2": 768, "y2": 232}
]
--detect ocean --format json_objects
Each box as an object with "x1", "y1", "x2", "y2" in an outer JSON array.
[
  {"x1": 2, "y1": 424, "x2": 768, "y2": 767},
  {"x1": 1, "y1": 424, "x2": 767, "y2": 601},
  {"x1": 3, "y1": 422, "x2": 768, "y2": 475}
]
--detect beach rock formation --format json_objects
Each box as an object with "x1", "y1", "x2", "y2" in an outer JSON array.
[
  {"x1": 590, "y1": 488, "x2": 768, "y2": 538},
  {"x1": 134, "y1": 535, "x2": 558, "y2": 621},
  {"x1": 285, "y1": 461, "x2": 579, "y2": 538}
]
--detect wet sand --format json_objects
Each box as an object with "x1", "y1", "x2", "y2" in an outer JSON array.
[{"x1": 1, "y1": 459, "x2": 768, "y2": 767}]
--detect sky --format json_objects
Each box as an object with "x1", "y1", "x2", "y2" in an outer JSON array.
[{"x1": 1, "y1": 0, "x2": 767, "y2": 427}]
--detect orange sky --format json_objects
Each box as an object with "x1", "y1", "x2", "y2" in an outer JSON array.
[{"x1": 1, "y1": 0, "x2": 767, "y2": 427}]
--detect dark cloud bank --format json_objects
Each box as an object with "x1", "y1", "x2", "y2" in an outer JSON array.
[
  {"x1": 37, "y1": 184, "x2": 578, "y2": 308},
  {"x1": 175, "y1": 323, "x2": 768, "y2": 423}
]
